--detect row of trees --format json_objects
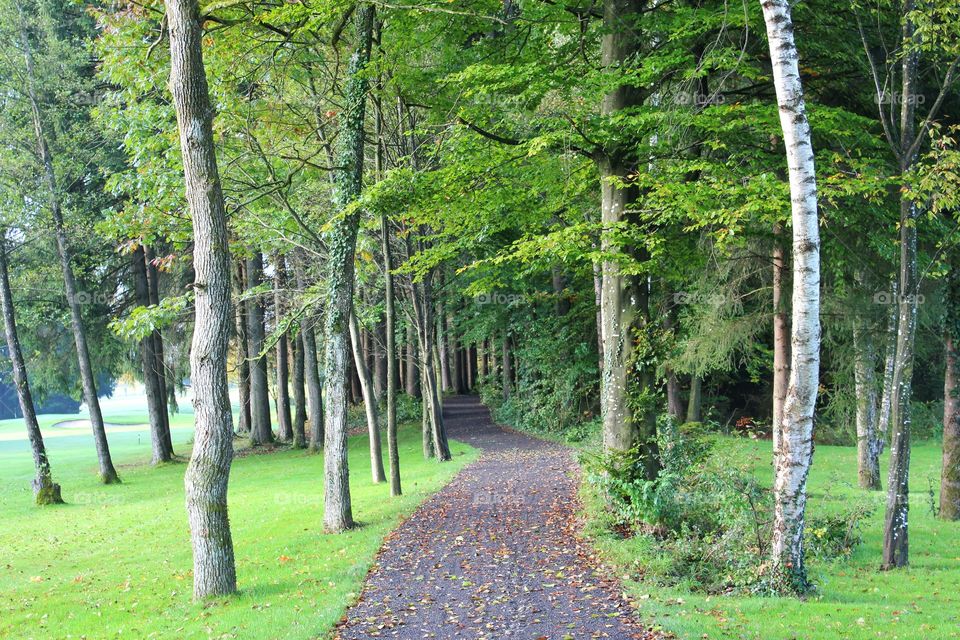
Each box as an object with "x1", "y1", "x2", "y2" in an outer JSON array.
[{"x1": 1, "y1": 0, "x2": 959, "y2": 599}]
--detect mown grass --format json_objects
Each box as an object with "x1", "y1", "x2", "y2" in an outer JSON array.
[
  {"x1": 0, "y1": 410, "x2": 476, "y2": 639},
  {"x1": 584, "y1": 437, "x2": 960, "y2": 640}
]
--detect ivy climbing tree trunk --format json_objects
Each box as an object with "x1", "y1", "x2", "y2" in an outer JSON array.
[
  {"x1": 19, "y1": 14, "x2": 119, "y2": 485},
  {"x1": 760, "y1": 0, "x2": 821, "y2": 590},
  {"x1": 165, "y1": 0, "x2": 238, "y2": 599},
  {"x1": 321, "y1": 2, "x2": 375, "y2": 532},
  {"x1": 596, "y1": 0, "x2": 659, "y2": 480},
  {"x1": 0, "y1": 235, "x2": 62, "y2": 505}
]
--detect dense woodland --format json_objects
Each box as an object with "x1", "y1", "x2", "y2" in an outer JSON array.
[{"x1": 1, "y1": 0, "x2": 960, "y2": 635}]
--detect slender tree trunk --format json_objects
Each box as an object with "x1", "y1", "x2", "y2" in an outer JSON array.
[
  {"x1": 0, "y1": 236, "x2": 62, "y2": 505},
  {"x1": 664, "y1": 304, "x2": 683, "y2": 421},
  {"x1": 773, "y1": 224, "x2": 789, "y2": 459},
  {"x1": 882, "y1": 3, "x2": 920, "y2": 570},
  {"x1": 405, "y1": 324, "x2": 420, "y2": 397},
  {"x1": 246, "y1": 253, "x2": 272, "y2": 445},
  {"x1": 321, "y1": 3, "x2": 376, "y2": 532},
  {"x1": 145, "y1": 246, "x2": 173, "y2": 451},
  {"x1": 761, "y1": 0, "x2": 821, "y2": 589},
  {"x1": 350, "y1": 314, "x2": 386, "y2": 483},
  {"x1": 852, "y1": 283, "x2": 881, "y2": 490},
  {"x1": 373, "y1": 317, "x2": 387, "y2": 402},
  {"x1": 877, "y1": 278, "x2": 898, "y2": 448},
  {"x1": 942, "y1": 263, "x2": 960, "y2": 518},
  {"x1": 303, "y1": 327, "x2": 324, "y2": 452},
  {"x1": 381, "y1": 210, "x2": 401, "y2": 495},
  {"x1": 292, "y1": 327, "x2": 307, "y2": 449},
  {"x1": 501, "y1": 333, "x2": 512, "y2": 401},
  {"x1": 133, "y1": 246, "x2": 174, "y2": 464},
  {"x1": 686, "y1": 376, "x2": 702, "y2": 423},
  {"x1": 19, "y1": 19, "x2": 119, "y2": 485},
  {"x1": 165, "y1": 0, "x2": 237, "y2": 598},
  {"x1": 233, "y1": 259, "x2": 251, "y2": 434},
  {"x1": 274, "y1": 255, "x2": 292, "y2": 441}
]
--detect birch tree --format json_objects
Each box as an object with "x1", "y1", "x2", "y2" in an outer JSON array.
[
  {"x1": 760, "y1": 0, "x2": 821, "y2": 590},
  {"x1": 165, "y1": 0, "x2": 237, "y2": 599}
]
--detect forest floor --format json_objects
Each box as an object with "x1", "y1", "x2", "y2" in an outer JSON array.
[
  {"x1": 586, "y1": 436, "x2": 960, "y2": 640},
  {"x1": 0, "y1": 407, "x2": 476, "y2": 639},
  {"x1": 335, "y1": 395, "x2": 655, "y2": 640}
]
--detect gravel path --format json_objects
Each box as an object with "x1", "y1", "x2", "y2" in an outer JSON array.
[{"x1": 334, "y1": 395, "x2": 655, "y2": 639}]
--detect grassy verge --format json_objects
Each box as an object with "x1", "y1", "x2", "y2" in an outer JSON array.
[
  {"x1": 582, "y1": 436, "x2": 960, "y2": 639},
  {"x1": 0, "y1": 414, "x2": 476, "y2": 639}
]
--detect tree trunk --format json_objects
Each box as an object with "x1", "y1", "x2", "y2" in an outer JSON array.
[
  {"x1": 350, "y1": 314, "x2": 386, "y2": 484},
  {"x1": 144, "y1": 245, "x2": 173, "y2": 451},
  {"x1": 877, "y1": 278, "x2": 898, "y2": 448},
  {"x1": 303, "y1": 326, "x2": 324, "y2": 451},
  {"x1": 274, "y1": 255, "x2": 293, "y2": 442},
  {"x1": 292, "y1": 326, "x2": 307, "y2": 449},
  {"x1": 321, "y1": 2, "x2": 376, "y2": 532},
  {"x1": 19, "y1": 18, "x2": 120, "y2": 485},
  {"x1": 0, "y1": 235, "x2": 62, "y2": 505},
  {"x1": 373, "y1": 317, "x2": 387, "y2": 402},
  {"x1": 852, "y1": 282, "x2": 881, "y2": 490},
  {"x1": 246, "y1": 253, "x2": 272, "y2": 445},
  {"x1": 761, "y1": 0, "x2": 821, "y2": 590},
  {"x1": 381, "y1": 210, "x2": 402, "y2": 496},
  {"x1": 133, "y1": 246, "x2": 174, "y2": 464},
  {"x1": 942, "y1": 264, "x2": 960, "y2": 519},
  {"x1": 233, "y1": 259, "x2": 251, "y2": 435},
  {"x1": 882, "y1": 3, "x2": 920, "y2": 570},
  {"x1": 405, "y1": 324, "x2": 421, "y2": 397},
  {"x1": 597, "y1": 0, "x2": 652, "y2": 474},
  {"x1": 501, "y1": 333, "x2": 512, "y2": 401},
  {"x1": 686, "y1": 376, "x2": 702, "y2": 423},
  {"x1": 165, "y1": 0, "x2": 237, "y2": 599},
  {"x1": 773, "y1": 224, "x2": 789, "y2": 460}
]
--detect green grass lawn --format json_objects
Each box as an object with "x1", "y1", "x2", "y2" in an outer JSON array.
[
  {"x1": 0, "y1": 411, "x2": 476, "y2": 639},
  {"x1": 586, "y1": 437, "x2": 960, "y2": 640}
]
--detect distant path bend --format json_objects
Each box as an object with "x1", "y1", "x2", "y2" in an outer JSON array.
[{"x1": 335, "y1": 395, "x2": 655, "y2": 639}]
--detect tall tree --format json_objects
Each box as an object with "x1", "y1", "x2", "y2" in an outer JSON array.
[
  {"x1": 760, "y1": 0, "x2": 821, "y2": 590},
  {"x1": 321, "y1": 3, "x2": 376, "y2": 532},
  {"x1": 165, "y1": 0, "x2": 237, "y2": 599},
  {"x1": 246, "y1": 253, "x2": 272, "y2": 445},
  {"x1": 17, "y1": 3, "x2": 119, "y2": 484},
  {"x1": 0, "y1": 232, "x2": 62, "y2": 505}
]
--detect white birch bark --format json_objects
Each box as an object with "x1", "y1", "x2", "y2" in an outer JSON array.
[{"x1": 760, "y1": 0, "x2": 821, "y2": 587}]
